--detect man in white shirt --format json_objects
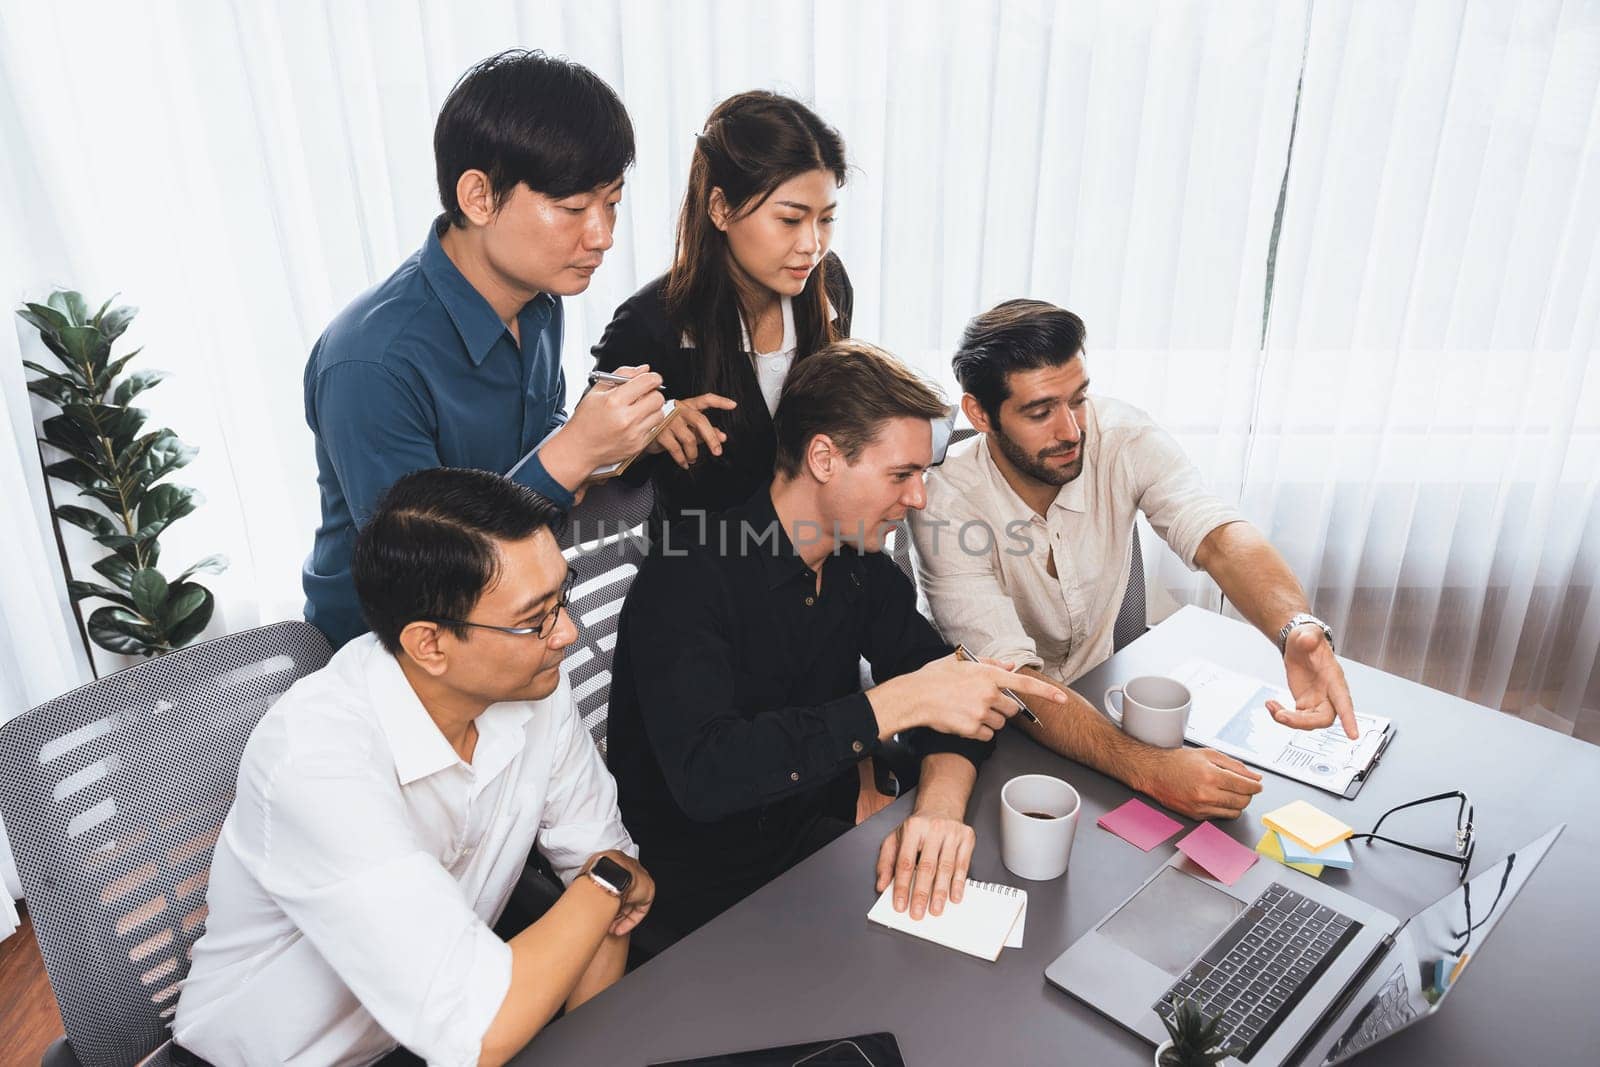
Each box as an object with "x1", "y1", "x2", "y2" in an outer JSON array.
[
  {"x1": 173, "y1": 468, "x2": 652, "y2": 1067},
  {"x1": 911, "y1": 299, "x2": 1359, "y2": 822}
]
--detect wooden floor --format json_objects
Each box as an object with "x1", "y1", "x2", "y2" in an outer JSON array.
[{"x1": 1, "y1": 906, "x2": 64, "y2": 1067}]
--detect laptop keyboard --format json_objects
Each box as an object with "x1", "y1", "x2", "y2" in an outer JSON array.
[{"x1": 1152, "y1": 881, "x2": 1361, "y2": 1061}]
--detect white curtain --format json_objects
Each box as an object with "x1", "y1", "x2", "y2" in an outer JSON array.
[
  {"x1": 1249, "y1": 0, "x2": 1600, "y2": 736},
  {"x1": 0, "y1": 0, "x2": 1596, "y2": 919}
]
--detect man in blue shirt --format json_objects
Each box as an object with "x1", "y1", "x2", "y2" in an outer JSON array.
[{"x1": 304, "y1": 50, "x2": 673, "y2": 647}]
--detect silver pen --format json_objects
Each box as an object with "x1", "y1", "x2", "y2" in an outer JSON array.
[
  {"x1": 954, "y1": 642, "x2": 1041, "y2": 725},
  {"x1": 587, "y1": 369, "x2": 666, "y2": 394}
]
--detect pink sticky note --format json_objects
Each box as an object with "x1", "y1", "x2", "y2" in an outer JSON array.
[
  {"x1": 1097, "y1": 798, "x2": 1184, "y2": 852},
  {"x1": 1175, "y1": 822, "x2": 1259, "y2": 886}
]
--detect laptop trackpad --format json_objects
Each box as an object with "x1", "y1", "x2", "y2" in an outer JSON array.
[{"x1": 1097, "y1": 868, "x2": 1247, "y2": 975}]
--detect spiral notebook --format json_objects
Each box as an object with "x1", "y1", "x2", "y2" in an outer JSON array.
[{"x1": 866, "y1": 879, "x2": 1027, "y2": 961}]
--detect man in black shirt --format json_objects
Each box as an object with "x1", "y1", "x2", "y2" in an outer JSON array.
[{"x1": 607, "y1": 341, "x2": 1070, "y2": 943}]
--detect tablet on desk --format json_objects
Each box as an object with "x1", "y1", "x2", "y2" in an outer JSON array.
[{"x1": 649, "y1": 1031, "x2": 905, "y2": 1067}]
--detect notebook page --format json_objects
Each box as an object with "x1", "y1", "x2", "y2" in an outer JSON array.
[{"x1": 867, "y1": 880, "x2": 1026, "y2": 961}]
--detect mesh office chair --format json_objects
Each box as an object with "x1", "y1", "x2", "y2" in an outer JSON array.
[{"x1": 0, "y1": 621, "x2": 333, "y2": 1067}]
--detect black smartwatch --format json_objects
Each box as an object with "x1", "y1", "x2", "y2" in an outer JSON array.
[{"x1": 586, "y1": 855, "x2": 633, "y2": 898}]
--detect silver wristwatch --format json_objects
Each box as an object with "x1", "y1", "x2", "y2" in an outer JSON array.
[{"x1": 1279, "y1": 613, "x2": 1335, "y2": 655}]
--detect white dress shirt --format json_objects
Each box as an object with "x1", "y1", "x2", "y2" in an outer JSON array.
[
  {"x1": 173, "y1": 635, "x2": 635, "y2": 1067},
  {"x1": 910, "y1": 396, "x2": 1244, "y2": 684}
]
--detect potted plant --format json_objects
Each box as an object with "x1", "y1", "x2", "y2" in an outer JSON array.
[
  {"x1": 17, "y1": 290, "x2": 225, "y2": 657},
  {"x1": 1155, "y1": 996, "x2": 1229, "y2": 1066}
]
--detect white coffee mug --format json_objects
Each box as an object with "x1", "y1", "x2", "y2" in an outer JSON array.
[
  {"x1": 1000, "y1": 774, "x2": 1081, "y2": 881},
  {"x1": 1103, "y1": 675, "x2": 1192, "y2": 749}
]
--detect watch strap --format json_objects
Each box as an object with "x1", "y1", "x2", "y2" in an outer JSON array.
[{"x1": 1279, "y1": 613, "x2": 1335, "y2": 655}]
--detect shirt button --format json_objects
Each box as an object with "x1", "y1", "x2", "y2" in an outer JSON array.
[
  {"x1": 851, "y1": 741, "x2": 864, "y2": 754},
  {"x1": 804, "y1": 596, "x2": 815, "y2": 606},
  {"x1": 790, "y1": 771, "x2": 800, "y2": 781}
]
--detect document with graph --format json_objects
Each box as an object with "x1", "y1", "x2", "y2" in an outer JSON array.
[{"x1": 1168, "y1": 658, "x2": 1394, "y2": 798}]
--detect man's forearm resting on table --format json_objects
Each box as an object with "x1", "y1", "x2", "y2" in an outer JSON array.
[
  {"x1": 913, "y1": 752, "x2": 978, "y2": 819},
  {"x1": 1007, "y1": 667, "x2": 1161, "y2": 793},
  {"x1": 478, "y1": 876, "x2": 621, "y2": 1067}
]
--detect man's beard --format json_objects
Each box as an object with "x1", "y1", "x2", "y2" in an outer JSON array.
[{"x1": 992, "y1": 423, "x2": 1086, "y2": 487}]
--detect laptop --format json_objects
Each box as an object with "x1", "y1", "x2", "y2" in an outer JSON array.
[{"x1": 1045, "y1": 824, "x2": 1563, "y2": 1065}]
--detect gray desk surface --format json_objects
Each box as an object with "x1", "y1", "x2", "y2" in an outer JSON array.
[{"x1": 522, "y1": 605, "x2": 1600, "y2": 1065}]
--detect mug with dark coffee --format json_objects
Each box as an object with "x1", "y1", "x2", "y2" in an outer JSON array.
[{"x1": 1000, "y1": 774, "x2": 1081, "y2": 880}]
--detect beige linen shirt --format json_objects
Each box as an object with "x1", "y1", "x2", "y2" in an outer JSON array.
[{"x1": 909, "y1": 396, "x2": 1244, "y2": 684}]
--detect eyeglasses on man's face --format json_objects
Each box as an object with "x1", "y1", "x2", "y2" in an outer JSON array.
[
  {"x1": 427, "y1": 569, "x2": 577, "y2": 641},
  {"x1": 1349, "y1": 790, "x2": 1475, "y2": 882}
]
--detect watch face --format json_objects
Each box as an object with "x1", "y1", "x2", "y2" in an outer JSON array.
[{"x1": 592, "y1": 855, "x2": 633, "y2": 894}]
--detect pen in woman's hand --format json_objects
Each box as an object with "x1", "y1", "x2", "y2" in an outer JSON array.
[{"x1": 587, "y1": 369, "x2": 667, "y2": 394}]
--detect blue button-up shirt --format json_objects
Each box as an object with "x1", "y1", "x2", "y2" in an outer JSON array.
[{"x1": 303, "y1": 218, "x2": 576, "y2": 647}]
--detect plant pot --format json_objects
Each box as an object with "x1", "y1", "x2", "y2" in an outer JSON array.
[{"x1": 1154, "y1": 1039, "x2": 1172, "y2": 1066}]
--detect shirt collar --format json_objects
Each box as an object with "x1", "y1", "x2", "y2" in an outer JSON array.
[
  {"x1": 731, "y1": 489, "x2": 867, "y2": 593},
  {"x1": 363, "y1": 639, "x2": 535, "y2": 786},
  {"x1": 976, "y1": 433, "x2": 1087, "y2": 524},
  {"x1": 739, "y1": 295, "x2": 797, "y2": 356},
  {"x1": 419, "y1": 216, "x2": 552, "y2": 366}
]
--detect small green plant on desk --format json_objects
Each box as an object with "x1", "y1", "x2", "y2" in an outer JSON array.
[{"x1": 1157, "y1": 996, "x2": 1229, "y2": 1067}]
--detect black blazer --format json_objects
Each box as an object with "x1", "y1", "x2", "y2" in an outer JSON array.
[{"x1": 590, "y1": 252, "x2": 854, "y2": 529}]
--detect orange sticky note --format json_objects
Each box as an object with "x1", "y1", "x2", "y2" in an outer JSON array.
[{"x1": 1262, "y1": 800, "x2": 1353, "y2": 852}]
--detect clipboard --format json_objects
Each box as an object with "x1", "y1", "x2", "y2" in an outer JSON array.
[
  {"x1": 1342, "y1": 722, "x2": 1396, "y2": 799},
  {"x1": 1167, "y1": 658, "x2": 1395, "y2": 799}
]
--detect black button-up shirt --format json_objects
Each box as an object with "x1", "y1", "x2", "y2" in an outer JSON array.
[{"x1": 607, "y1": 491, "x2": 991, "y2": 937}]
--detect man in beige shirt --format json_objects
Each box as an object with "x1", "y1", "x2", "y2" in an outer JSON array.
[{"x1": 910, "y1": 299, "x2": 1358, "y2": 821}]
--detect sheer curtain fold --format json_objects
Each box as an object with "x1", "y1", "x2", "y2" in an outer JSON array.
[{"x1": 0, "y1": 0, "x2": 1595, "y2": 919}]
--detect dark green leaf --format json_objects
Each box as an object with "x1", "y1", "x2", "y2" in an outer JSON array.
[
  {"x1": 66, "y1": 580, "x2": 136, "y2": 610},
  {"x1": 162, "y1": 581, "x2": 207, "y2": 625},
  {"x1": 18, "y1": 302, "x2": 68, "y2": 335},
  {"x1": 93, "y1": 554, "x2": 138, "y2": 590},
  {"x1": 80, "y1": 483, "x2": 133, "y2": 513},
  {"x1": 101, "y1": 406, "x2": 148, "y2": 451},
  {"x1": 54, "y1": 504, "x2": 118, "y2": 538},
  {"x1": 26, "y1": 375, "x2": 79, "y2": 407},
  {"x1": 98, "y1": 303, "x2": 137, "y2": 342},
  {"x1": 136, "y1": 483, "x2": 199, "y2": 532},
  {"x1": 116, "y1": 431, "x2": 163, "y2": 477},
  {"x1": 48, "y1": 291, "x2": 91, "y2": 326},
  {"x1": 102, "y1": 347, "x2": 142, "y2": 382},
  {"x1": 113, "y1": 369, "x2": 166, "y2": 406},
  {"x1": 87, "y1": 605, "x2": 162, "y2": 656},
  {"x1": 142, "y1": 434, "x2": 196, "y2": 482},
  {"x1": 43, "y1": 457, "x2": 100, "y2": 486},
  {"x1": 130, "y1": 568, "x2": 169, "y2": 618},
  {"x1": 58, "y1": 324, "x2": 103, "y2": 368},
  {"x1": 165, "y1": 586, "x2": 215, "y2": 647},
  {"x1": 41, "y1": 412, "x2": 102, "y2": 461},
  {"x1": 176, "y1": 554, "x2": 228, "y2": 581},
  {"x1": 21, "y1": 359, "x2": 83, "y2": 386}
]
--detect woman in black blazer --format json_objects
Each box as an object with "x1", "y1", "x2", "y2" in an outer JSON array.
[{"x1": 591, "y1": 91, "x2": 853, "y2": 529}]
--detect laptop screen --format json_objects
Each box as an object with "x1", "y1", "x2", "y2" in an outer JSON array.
[{"x1": 1321, "y1": 825, "x2": 1563, "y2": 1064}]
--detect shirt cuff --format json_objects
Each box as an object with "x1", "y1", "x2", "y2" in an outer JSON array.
[
  {"x1": 906, "y1": 726, "x2": 994, "y2": 770},
  {"x1": 518, "y1": 453, "x2": 577, "y2": 510},
  {"x1": 804, "y1": 693, "x2": 881, "y2": 784}
]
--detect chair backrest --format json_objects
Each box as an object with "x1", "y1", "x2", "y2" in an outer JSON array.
[
  {"x1": 888, "y1": 427, "x2": 1149, "y2": 653},
  {"x1": 0, "y1": 621, "x2": 332, "y2": 1067},
  {"x1": 558, "y1": 477, "x2": 655, "y2": 550},
  {"x1": 561, "y1": 529, "x2": 650, "y2": 759}
]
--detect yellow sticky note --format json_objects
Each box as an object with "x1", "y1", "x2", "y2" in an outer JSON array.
[
  {"x1": 1256, "y1": 829, "x2": 1325, "y2": 877},
  {"x1": 1262, "y1": 800, "x2": 1353, "y2": 852}
]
